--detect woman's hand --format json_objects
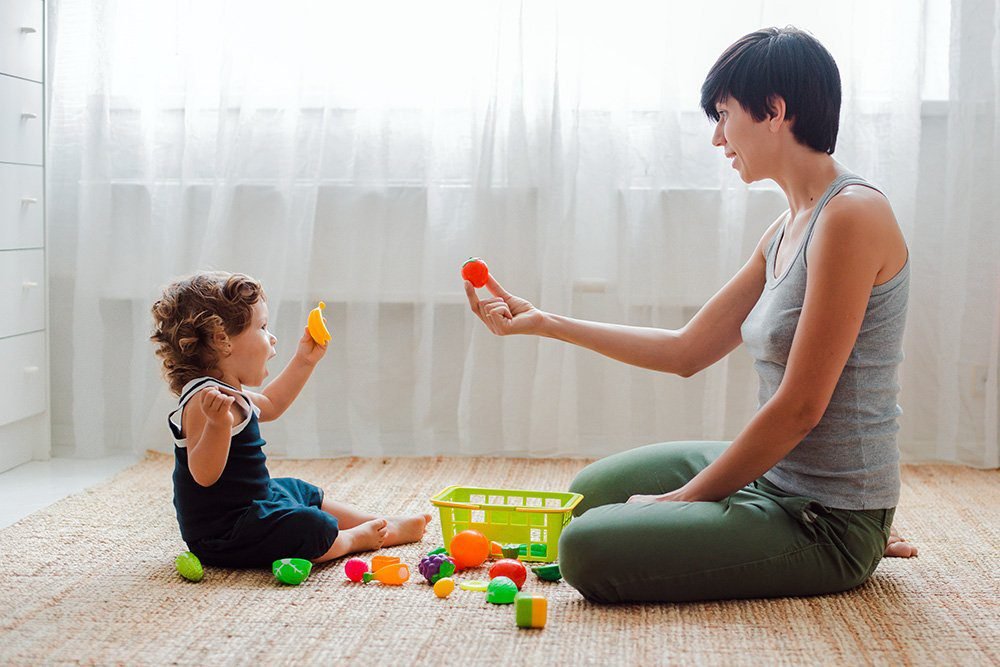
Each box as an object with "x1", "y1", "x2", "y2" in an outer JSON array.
[
  {"x1": 295, "y1": 327, "x2": 328, "y2": 366},
  {"x1": 626, "y1": 488, "x2": 692, "y2": 504},
  {"x1": 465, "y1": 275, "x2": 545, "y2": 336}
]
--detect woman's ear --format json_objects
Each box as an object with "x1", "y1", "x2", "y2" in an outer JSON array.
[{"x1": 767, "y1": 95, "x2": 789, "y2": 132}]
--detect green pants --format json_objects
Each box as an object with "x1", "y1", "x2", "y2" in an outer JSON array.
[{"x1": 558, "y1": 441, "x2": 893, "y2": 603}]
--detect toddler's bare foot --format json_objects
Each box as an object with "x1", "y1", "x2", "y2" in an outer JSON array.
[
  {"x1": 884, "y1": 525, "x2": 918, "y2": 558},
  {"x1": 346, "y1": 518, "x2": 388, "y2": 552},
  {"x1": 312, "y1": 518, "x2": 387, "y2": 563},
  {"x1": 383, "y1": 513, "x2": 433, "y2": 547}
]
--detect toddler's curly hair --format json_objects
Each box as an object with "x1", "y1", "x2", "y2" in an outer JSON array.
[{"x1": 151, "y1": 271, "x2": 265, "y2": 395}]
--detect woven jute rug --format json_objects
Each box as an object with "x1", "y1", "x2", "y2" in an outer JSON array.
[{"x1": 0, "y1": 454, "x2": 996, "y2": 666}]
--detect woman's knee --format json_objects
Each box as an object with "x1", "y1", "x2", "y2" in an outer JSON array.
[
  {"x1": 569, "y1": 441, "x2": 729, "y2": 515},
  {"x1": 568, "y1": 459, "x2": 613, "y2": 515},
  {"x1": 558, "y1": 513, "x2": 622, "y2": 602}
]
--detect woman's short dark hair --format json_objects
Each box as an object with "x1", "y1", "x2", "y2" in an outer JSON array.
[{"x1": 700, "y1": 26, "x2": 841, "y2": 154}]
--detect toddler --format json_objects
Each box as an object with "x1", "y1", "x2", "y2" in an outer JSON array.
[{"x1": 151, "y1": 271, "x2": 431, "y2": 567}]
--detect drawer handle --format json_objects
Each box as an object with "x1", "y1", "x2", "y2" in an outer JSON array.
[
  {"x1": 21, "y1": 197, "x2": 38, "y2": 205},
  {"x1": 21, "y1": 26, "x2": 38, "y2": 34},
  {"x1": 24, "y1": 366, "x2": 40, "y2": 374},
  {"x1": 21, "y1": 112, "x2": 38, "y2": 120},
  {"x1": 23, "y1": 281, "x2": 39, "y2": 288}
]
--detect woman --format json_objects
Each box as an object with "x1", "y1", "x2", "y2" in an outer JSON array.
[{"x1": 464, "y1": 27, "x2": 916, "y2": 603}]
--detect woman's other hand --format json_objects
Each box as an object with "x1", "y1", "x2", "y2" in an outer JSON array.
[
  {"x1": 626, "y1": 489, "x2": 691, "y2": 504},
  {"x1": 465, "y1": 275, "x2": 545, "y2": 336}
]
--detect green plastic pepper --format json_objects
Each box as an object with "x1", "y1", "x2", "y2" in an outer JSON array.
[
  {"x1": 531, "y1": 563, "x2": 562, "y2": 582},
  {"x1": 500, "y1": 543, "x2": 522, "y2": 559}
]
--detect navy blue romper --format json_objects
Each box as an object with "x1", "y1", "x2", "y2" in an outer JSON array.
[{"x1": 169, "y1": 377, "x2": 339, "y2": 567}]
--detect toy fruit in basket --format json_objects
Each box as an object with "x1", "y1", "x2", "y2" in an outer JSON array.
[
  {"x1": 307, "y1": 301, "x2": 332, "y2": 345},
  {"x1": 418, "y1": 553, "x2": 457, "y2": 584},
  {"x1": 489, "y1": 559, "x2": 527, "y2": 590},
  {"x1": 460, "y1": 257, "x2": 490, "y2": 288},
  {"x1": 429, "y1": 485, "x2": 584, "y2": 563},
  {"x1": 519, "y1": 543, "x2": 548, "y2": 559},
  {"x1": 449, "y1": 530, "x2": 491, "y2": 569},
  {"x1": 500, "y1": 543, "x2": 522, "y2": 559}
]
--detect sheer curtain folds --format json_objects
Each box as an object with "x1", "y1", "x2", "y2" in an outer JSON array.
[
  {"x1": 899, "y1": 0, "x2": 1000, "y2": 467},
  {"x1": 46, "y1": 0, "x2": 994, "y2": 466}
]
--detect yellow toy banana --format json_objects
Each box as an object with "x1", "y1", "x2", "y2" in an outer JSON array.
[{"x1": 307, "y1": 301, "x2": 332, "y2": 345}]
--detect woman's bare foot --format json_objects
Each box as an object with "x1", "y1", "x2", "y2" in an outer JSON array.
[
  {"x1": 383, "y1": 513, "x2": 433, "y2": 547},
  {"x1": 884, "y1": 525, "x2": 919, "y2": 558},
  {"x1": 313, "y1": 518, "x2": 387, "y2": 562}
]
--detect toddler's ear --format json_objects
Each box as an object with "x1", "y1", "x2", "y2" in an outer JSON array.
[{"x1": 212, "y1": 330, "x2": 232, "y2": 356}]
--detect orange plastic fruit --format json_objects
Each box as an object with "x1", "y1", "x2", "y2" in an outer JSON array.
[
  {"x1": 371, "y1": 555, "x2": 400, "y2": 572},
  {"x1": 461, "y1": 257, "x2": 490, "y2": 289},
  {"x1": 449, "y1": 530, "x2": 491, "y2": 570}
]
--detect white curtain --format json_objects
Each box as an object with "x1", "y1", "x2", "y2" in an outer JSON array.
[
  {"x1": 49, "y1": 0, "x2": 981, "y2": 463},
  {"x1": 897, "y1": 0, "x2": 1000, "y2": 468}
]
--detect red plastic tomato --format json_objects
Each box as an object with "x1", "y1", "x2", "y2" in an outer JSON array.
[
  {"x1": 461, "y1": 257, "x2": 490, "y2": 288},
  {"x1": 488, "y1": 558, "x2": 527, "y2": 589}
]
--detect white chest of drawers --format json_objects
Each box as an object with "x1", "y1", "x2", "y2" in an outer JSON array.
[{"x1": 0, "y1": 0, "x2": 48, "y2": 472}]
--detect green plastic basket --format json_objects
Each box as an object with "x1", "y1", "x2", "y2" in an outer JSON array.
[{"x1": 429, "y1": 485, "x2": 583, "y2": 563}]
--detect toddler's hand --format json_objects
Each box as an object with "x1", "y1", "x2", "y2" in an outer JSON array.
[
  {"x1": 199, "y1": 388, "x2": 235, "y2": 427},
  {"x1": 296, "y1": 327, "x2": 328, "y2": 366}
]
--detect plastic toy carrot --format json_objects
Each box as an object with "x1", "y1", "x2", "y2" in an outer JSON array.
[{"x1": 362, "y1": 563, "x2": 410, "y2": 585}]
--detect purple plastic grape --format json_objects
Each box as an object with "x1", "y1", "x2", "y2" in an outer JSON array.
[{"x1": 418, "y1": 553, "x2": 457, "y2": 584}]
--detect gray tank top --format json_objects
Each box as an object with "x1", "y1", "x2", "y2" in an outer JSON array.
[{"x1": 741, "y1": 173, "x2": 909, "y2": 510}]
